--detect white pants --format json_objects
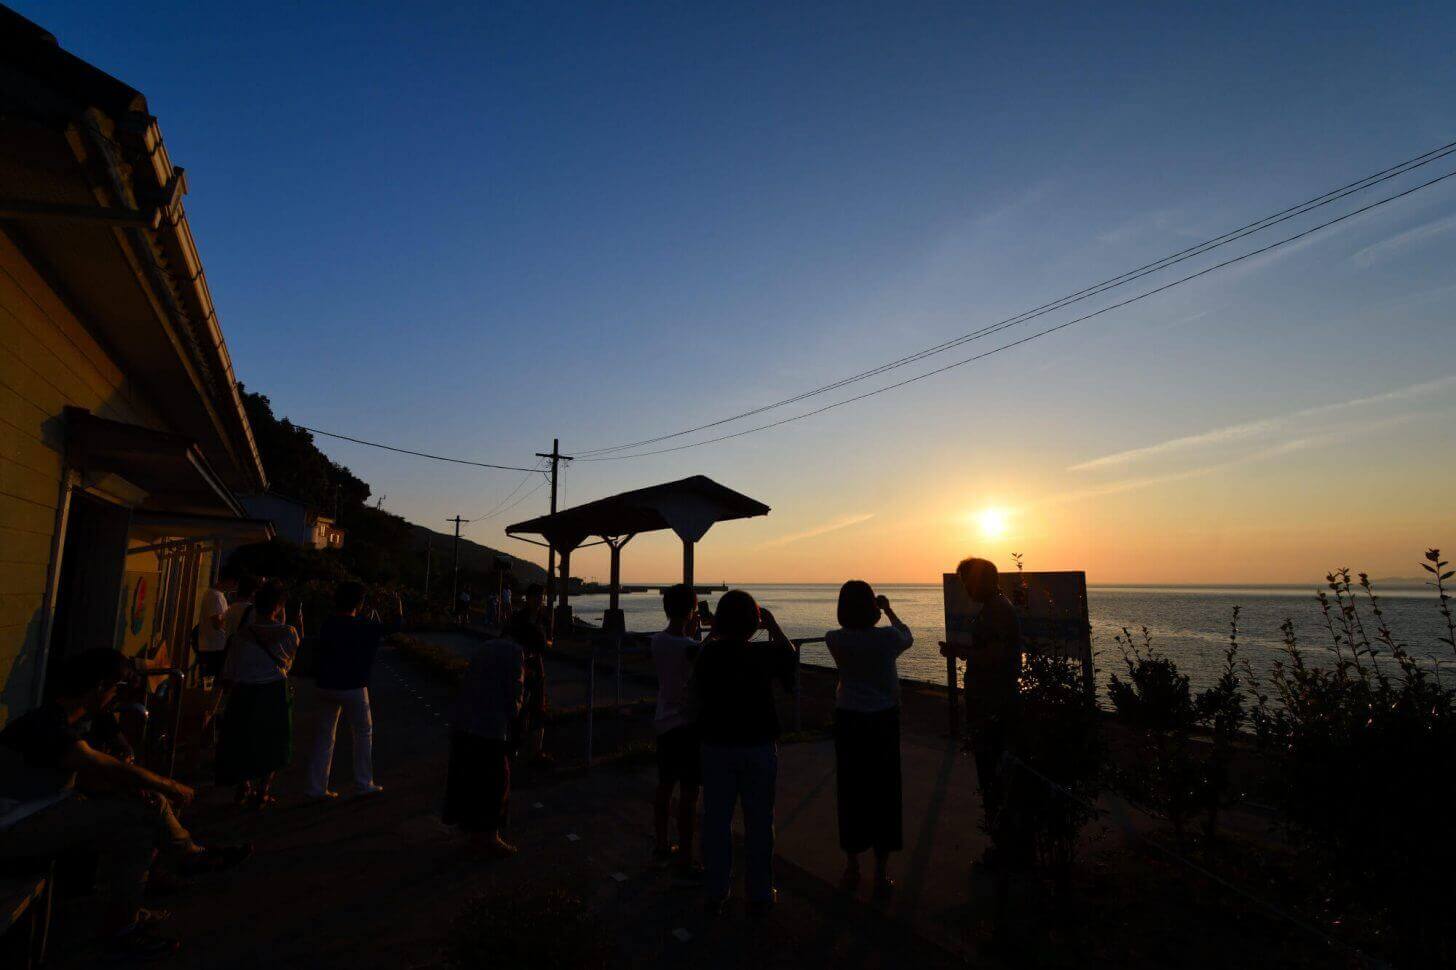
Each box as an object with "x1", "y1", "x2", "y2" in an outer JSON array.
[{"x1": 307, "y1": 687, "x2": 375, "y2": 794}]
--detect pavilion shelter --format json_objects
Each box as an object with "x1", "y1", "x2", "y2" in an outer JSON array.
[{"x1": 507, "y1": 475, "x2": 770, "y2": 633}]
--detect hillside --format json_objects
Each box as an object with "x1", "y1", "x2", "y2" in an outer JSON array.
[{"x1": 408, "y1": 524, "x2": 547, "y2": 586}]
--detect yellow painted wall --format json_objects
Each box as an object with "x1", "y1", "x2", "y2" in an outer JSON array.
[{"x1": 0, "y1": 228, "x2": 166, "y2": 722}]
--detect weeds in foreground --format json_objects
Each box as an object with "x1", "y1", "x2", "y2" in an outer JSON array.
[{"x1": 444, "y1": 888, "x2": 611, "y2": 969}]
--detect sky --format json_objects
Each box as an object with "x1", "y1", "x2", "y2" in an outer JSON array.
[{"x1": 21, "y1": 1, "x2": 1456, "y2": 585}]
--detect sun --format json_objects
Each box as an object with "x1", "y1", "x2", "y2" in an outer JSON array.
[{"x1": 975, "y1": 506, "x2": 1010, "y2": 540}]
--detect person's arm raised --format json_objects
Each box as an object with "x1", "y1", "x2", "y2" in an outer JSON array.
[
  {"x1": 877, "y1": 596, "x2": 914, "y2": 654},
  {"x1": 65, "y1": 739, "x2": 194, "y2": 806}
]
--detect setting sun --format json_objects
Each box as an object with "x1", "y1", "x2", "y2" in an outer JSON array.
[{"x1": 975, "y1": 506, "x2": 1011, "y2": 540}]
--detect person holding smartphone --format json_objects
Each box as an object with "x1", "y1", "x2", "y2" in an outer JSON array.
[
  {"x1": 826, "y1": 581, "x2": 913, "y2": 895},
  {"x1": 693, "y1": 590, "x2": 797, "y2": 916}
]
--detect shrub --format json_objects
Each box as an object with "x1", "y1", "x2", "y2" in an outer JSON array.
[
  {"x1": 991, "y1": 652, "x2": 1104, "y2": 881},
  {"x1": 1107, "y1": 628, "x2": 1200, "y2": 839},
  {"x1": 444, "y1": 888, "x2": 611, "y2": 970},
  {"x1": 1249, "y1": 559, "x2": 1456, "y2": 966}
]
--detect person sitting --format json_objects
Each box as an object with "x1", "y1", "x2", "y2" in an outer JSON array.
[
  {"x1": 216, "y1": 580, "x2": 300, "y2": 808},
  {"x1": 442, "y1": 630, "x2": 524, "y2": 857},
  {"x1": 649, "y1": 583, "x2": 703, "y2": 881},
  {"x1": 694, "y1": 590, "x2": 797, "y2": 917},
  {"x1": 506, "y1": 584, "x2": 550, "y2": 765},
  {"x1": 826, "y1": 581, "x2": 913, "y2": 895},
  {"x1": 0, "y1": 649, "x2": 250, "y2": 961},
  {"x1": 305, "y1": 582, "x2": 402, "y2": 799}
]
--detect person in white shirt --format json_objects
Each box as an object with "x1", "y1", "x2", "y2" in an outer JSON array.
[
  {"x1": 825, "y1": 580, "x2": 913, "y2": 895},
  {"x1": 196, "y1": 567, "x2": 238, "y2": 679},
  {"x1": 649, "y1": 583, "x2": 703, "y2": 881},
  {"x1": 216, "y1": 580, "x2": 300, "y2": 809}
]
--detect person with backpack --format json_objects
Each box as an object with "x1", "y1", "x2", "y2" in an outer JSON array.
[
  {"x1": 304, "y1": 583, "x2": 401, "y2": 799},
  {"x1": 216, "y1": 580, "x2": 300, "y2": 808}
]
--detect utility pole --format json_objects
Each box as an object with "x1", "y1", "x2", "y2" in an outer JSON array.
[
  {"x1": 447, "y1": 515, "x2": 470, "y2": 608},
  {"x1": 535, "y1": 438, "x2": 573, "y2": 623},
  {"x1": 424, "y1": 536, "x2": 433, "y2": 602}
]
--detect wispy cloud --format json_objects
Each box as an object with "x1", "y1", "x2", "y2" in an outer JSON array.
[
  {"x1": 761, "y1": 512, "x2": 874, "y2": 548},
  {"x1": 1351, "y1": 212, "x2": 1456, "y2": 267},
  {"x1": 1068, "y1": 375, "x2": 1456, "y2": 472},
  {"x1": 1048, "y1": 414, "x2": 1426, "y2": 506}
]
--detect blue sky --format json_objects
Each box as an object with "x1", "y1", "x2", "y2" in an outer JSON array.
[{"x1": 22, "y1": 1, "x2": 1456, "y2": 582}]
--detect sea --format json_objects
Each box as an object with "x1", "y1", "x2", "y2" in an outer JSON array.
[{"x1": 569, "y1": 583, "x2": 1456, "y2": 699}]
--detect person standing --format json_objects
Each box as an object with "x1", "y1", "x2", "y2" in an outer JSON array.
[
  {"x1": 507, "y1": 583, "x2": 549, "y2": 765},
  {"x1": 826, "y1": 581, "x2": 913, "y2": 895},
  {"x1": 196, "y1": 566, "x2": 238, "y2": 681},
  {"x1": 649, "y1": 584, "x2": 703, "y2": 881},
  {"x1": 442, "y1": 632, "x2": 524, "y2": 857},
  {"x1": 694, "y1": 590, "x2": 797, "y2": 916},
  {"x1": 941, "y1": 558, "x2": 1022, "y2": 834},
  {"x1": 217, "y1": 580, "x2": 299, "y2": 808},
  {"x1": 305, "y1": 583, "x2": 401, "y2": 799}
]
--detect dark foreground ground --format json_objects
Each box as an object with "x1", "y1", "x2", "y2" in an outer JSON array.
[{"x1": 35, "y1": 628, "x2": 1361, "y2": 969}]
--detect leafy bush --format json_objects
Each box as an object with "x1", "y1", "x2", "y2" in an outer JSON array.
[
  {"x1": 444, "y1": 888, "x2": 611, "y2": 970},
  {"x1": 1107, "y1": 628, "x2": 1200, "y2": 838},
  {"x1": 390, "y1": 633, "x2": 467, "y2": 684},
  {"x1": 1108, "y1": 620, "x2": 1245, "y2": 841},
  {"x1": 1248, "y1": 558, "x2": 1456, "y2": 966},
  {"x1": 993, "y1": 652, "x2": 1105, "y2": 878}
]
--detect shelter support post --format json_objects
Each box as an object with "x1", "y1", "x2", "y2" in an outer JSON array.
[
  {"x1": 555, "y1": 547, "x2": 573, "y2": 634},
  {"x1": 682, "y1": 537, "x2": 694, "y2": 591}
]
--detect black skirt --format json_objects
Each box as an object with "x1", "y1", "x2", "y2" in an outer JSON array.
[
  {"x1": 442, "y1": 730, "x2": 510, "y2": 832},
  {"x1": 216, "y1": 679, "x2": 293, "y2": 785},
  {"x1": 833, "y1": 707, "x2": 903, "y2": 854}
]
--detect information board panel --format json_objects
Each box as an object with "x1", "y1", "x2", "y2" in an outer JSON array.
[{"x1": 943, "y1": 569, "x2": 1093, "y2": 691}]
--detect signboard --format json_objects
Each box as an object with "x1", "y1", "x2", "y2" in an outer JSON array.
[{"x1": 943, "y1": 569, "x2": 1093, "y2": 692}]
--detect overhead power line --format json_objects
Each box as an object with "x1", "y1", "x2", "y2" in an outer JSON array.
[
  {"x1": 468, "y1": 462, "x2": 549, "y2": 522},
  {"x1": 577, "y1": 165, "x2": 1456, "y2": 462},
  {"x1": 577, "y1": 138, "x2": 1456, "y2": 457},
  {"x1": 296, "y1": 425, "x2": 540, "y2": 472}
]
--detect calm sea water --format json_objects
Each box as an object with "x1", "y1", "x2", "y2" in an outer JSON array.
[{"x1": 570, "y1": 583, "x2": 1456, "y2": 698}]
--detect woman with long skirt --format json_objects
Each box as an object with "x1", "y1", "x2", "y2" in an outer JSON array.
[
  {"x1": 442, "y1": 631, "x2": 524, "y2": 857},
  {"x1": 216, "y1": 580, "x2": 300, "y2": 808},
  {"x1": 826, "y1": 580, "x2": 913, "y2": 895}
]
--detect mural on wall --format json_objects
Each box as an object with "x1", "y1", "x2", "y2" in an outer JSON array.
[{"x1": 118, "y1": 570, "x2": 161, "y2": 659}]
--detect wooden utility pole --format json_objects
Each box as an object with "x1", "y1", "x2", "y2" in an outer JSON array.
[
  {"x1": 535, "y1": 438, "x2": 573, "y2": 619},
  {"x1": 424, "y1": 537, "x2": 433, "y2": 602},
  {"x1": 447, "y1": 515, "x2": 470, "y2": 607}
]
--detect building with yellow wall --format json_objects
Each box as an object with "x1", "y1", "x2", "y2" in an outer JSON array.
[{"x1": 0, "y1": 7, "x2": 270, "y2": 723}]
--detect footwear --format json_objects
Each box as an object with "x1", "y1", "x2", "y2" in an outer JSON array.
[
  {"x1": 352, "y1": 783, "x2": 385, "y2": 797},
  {"x1": 476, "y1": 835, "x2": 518, "y2": 859},
  {"x1": 872, "y1": 876, "x2": 897, "y2": 900},
  {"x1": 180, "y1": 842, "x2": 253, "y2": 877},
  {"x1": 673, "y1": 862, "x2": 704, "y2": 886},
  {"x1": 136, "y1": 908, "x2": 171, "y2": 928},
  {"x1": 104, "y1": 925, "x2": 180, "y2": 962},
  {"x1": 747, "y1": 889, "x2": 779, "y2": 918},
  {"x1": 306, "y1": 789, "x2": 340, "y2": 801},
  {"x1": 651, "y1": 845, "x2": 677, "y2": 867}
]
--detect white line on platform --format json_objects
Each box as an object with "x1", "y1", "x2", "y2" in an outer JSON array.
[
  {"x1": 566, "y1": 833, "x2": 580, "y2": 842},
  {"x1": 611, "y1": 872, "x2": 628, "y2": 882},
  {"x1": 672, "y1": 928, "x2": 692, "y2": 943},
  {"x1": 532, "y1": 802, "x2": 544, "y2": 809}
]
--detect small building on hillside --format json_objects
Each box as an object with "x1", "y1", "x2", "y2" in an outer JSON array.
[
  {"x1": 0, "y1": 8, "x2": 271, "y2": 722},
  {"x1": 239, "y1": 492, "x2": 346, "y2": 550}
]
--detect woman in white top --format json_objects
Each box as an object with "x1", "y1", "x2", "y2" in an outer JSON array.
[
  {"x1": 216, "y1": 580, "x2": 300, "y2": 808},
  {"x1": 825, "y1": 580, "x2": 913, "y2": 894}
]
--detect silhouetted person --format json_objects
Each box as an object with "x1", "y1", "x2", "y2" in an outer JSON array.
[
  {"x1": 694, "y1": 590, "x2": 796, "y2": 916},
  {"x1": 826, "y1": 580, "x2": 913, "y2": 895},
  {"x1": 197, "y1": 564, "x2": 239, "y2": 681},
  {"x1": 0, "y1": 650, "x2": 249, "y2": 960},
  {"x1": 507, "y1": 583, "x2": 549, "y2": 764},
  {"x1": 217, "y1": 580, "x2": 300, "y2": 808},
  {"x1": 305, "y1": 582, "x2": 401, "y2": 799},
  {"x1": 443, "y1": 629, "x2": 523, "y2": 857},
  {"x1": 650, "y1": 583, "x2": 703, "y2": 881},
  {"x1": 942, "y1": 557, "x2": 1022, "y2": 838}
]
